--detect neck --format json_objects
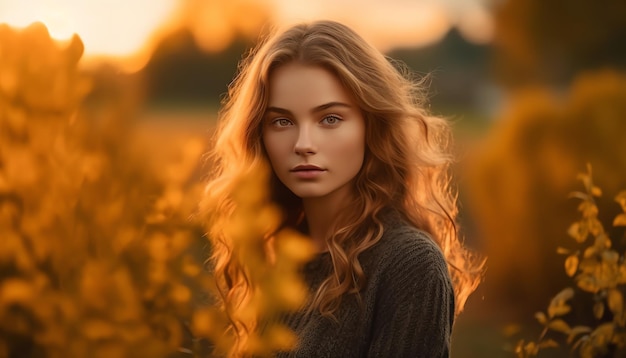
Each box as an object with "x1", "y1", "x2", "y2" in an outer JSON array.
[{"x1": 302, "y1": 189, "x2": 354, "y2": 253}]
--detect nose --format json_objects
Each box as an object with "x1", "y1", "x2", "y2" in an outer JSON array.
[{"x1": 294, "y1": 124, "x2": 316, "y2": 156}]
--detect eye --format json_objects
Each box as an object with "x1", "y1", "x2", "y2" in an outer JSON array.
[
  {"x1": 271, "y1": 118, "x2": 293, "y2": 127},
  {"x1": 321, "y1": 115, "x2": 342, "y2": 126}
]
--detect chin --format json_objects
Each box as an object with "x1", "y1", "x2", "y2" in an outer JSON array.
[
  {"x1": 287, "y1": 186, "x2": 329, "y2": 199},
  {"x1": 291, "y1": 190, "x2": 328, "y2": 199}
]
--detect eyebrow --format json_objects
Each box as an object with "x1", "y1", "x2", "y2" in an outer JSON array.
[{"x1": 265, "y1": 102, "x2": 352, "y2": 115}]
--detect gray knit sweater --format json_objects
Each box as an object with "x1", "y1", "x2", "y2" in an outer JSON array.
[{"x1": 276, "y1": 216, "x2": 455, "y2": 358}]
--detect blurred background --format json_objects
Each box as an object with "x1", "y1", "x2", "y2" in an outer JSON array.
[{"x1": 2, "y1": 0, "x2": 625, "y2": 356}]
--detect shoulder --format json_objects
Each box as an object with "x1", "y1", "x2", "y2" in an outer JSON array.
[
  {"x1": 373, "y1": 217, "x2": 449, "y2": 279},
  {"x1": 364, "y1": 216, "x2": 455, "y2": 357},
  {"x1": 358, "y1": 214, "x2": 454, "y2": 309}
]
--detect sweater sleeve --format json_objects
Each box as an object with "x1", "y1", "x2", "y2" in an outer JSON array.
[{"x1": 367, "y1": 232, "x2": 455, "y2": 358}]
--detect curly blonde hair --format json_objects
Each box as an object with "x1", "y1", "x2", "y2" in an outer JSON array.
[{"x1": 204, "y1": 19, "x2": 483, "y2": 341}]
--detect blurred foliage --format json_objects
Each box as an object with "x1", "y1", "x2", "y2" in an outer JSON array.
[
  {"x1": 510, "y1": 166, "x2": 626, "y2": 357},
  {"x1": 493, "y1": 0, "x2": 626, "y2": 87},
  {"x1": 200, "y1": 163, "x2": 316, "y2": 357},
  {"x1": 0, "y1": 22, "x2": 312, "y2": 358},
  {"x1": 465, "y1": 70, "x2": 626, "y2": 318},
  {"x1": 458, "y1": 0, "x2": 626, "y2": 354}
]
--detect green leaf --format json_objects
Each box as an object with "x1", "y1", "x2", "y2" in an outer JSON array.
[
  {"x1": 565, "y1": 255, "x2": 579, "y2": 277},
  {"x1": 548, "y1": 319, "x2": 571, "y2": 333}
]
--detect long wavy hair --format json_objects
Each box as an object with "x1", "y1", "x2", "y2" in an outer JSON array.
[{"x1": 204, "y1": 19, "x2": 483, "y2": 345}]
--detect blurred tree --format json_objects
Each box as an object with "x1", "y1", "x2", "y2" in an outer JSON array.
[
  {"x1": 461, "y1": 0, "x2": 626, "y2": 334},
  {"x1": 141, "y1": 0, "x2": 273, "y2": 109},
  {"x1": 465, "y1": 70, "x2": 626, "y2": 324},
  {"x1": 388, "y1": 28, "x2": 490, "y2": 116},
  {"x1": 142, "y1": 28, "x2": 252, "y2": 108},
  {"x1": 493, "y1": 0, "x2": 626, "y2": 88}
]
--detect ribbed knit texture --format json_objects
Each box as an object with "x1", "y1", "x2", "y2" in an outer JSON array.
[{"x1": 276, "y1": 215, "x2": 455, "y2": 358}]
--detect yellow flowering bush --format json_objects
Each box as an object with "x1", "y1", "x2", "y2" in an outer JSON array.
[
  {"x1": 0, "y1": 22, "x2": 312, "y2": 357},
  {"x1": 512, "y1": 165, "x2": 626, "y2": 357}
]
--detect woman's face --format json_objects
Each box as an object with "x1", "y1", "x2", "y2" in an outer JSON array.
[{"x1": 262, "y1": 63, "x2": 366, "y2": 201}]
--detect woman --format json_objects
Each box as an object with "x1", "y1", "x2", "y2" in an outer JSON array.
[{"x1": 204, "y1": 20, "x2": 483, "y2": 357}]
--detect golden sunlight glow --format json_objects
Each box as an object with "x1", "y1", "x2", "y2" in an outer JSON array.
[
  {"x1": 175, "y1": 0, "x2": 272, "y2": 53},
  {"x1": 455, "y1": 3, "x2": 494, "y2": 44},
  {"x1": 272, "y1": 0, "x2": 452, "y2": 50},
  {"x1": 0, "y1": 0, "x2": 179, "y2": 71},
  {"x1": 0, "y1": 0, "x2": 493, "y2": 71},
  {"x1": 271, "y1": 0, "x2": 493, "y2": 51}
]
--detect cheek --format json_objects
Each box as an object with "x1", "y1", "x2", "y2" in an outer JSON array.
[
  {"x1": 325, "y1": 133, "x2": 365, "y2": 177},
  {"x1": 262, "y1": 132, "x2": 286, "y2": 167},
  {"x1": 335, "y1": 129, "x2": 365, "y2": 160},
  {"x1": 335, "y1": 140, "x2": 363, "y2": 158}
]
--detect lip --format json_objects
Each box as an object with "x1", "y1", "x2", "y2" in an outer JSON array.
[
  {"x1": 290, "y1": 164, "x2": 326, "y2": 179},
  {"x1": 291, "y1": 164, "x2": 325, "y2": 172}
]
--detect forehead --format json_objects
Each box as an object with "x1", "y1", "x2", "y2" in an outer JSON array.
[{"x1": 267, "y1": 63, "x2": 356, "y2": 109}]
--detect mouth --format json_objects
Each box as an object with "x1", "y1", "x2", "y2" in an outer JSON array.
[
  {"x1": 290, "y1": 164, "x2": 326, "y2": 172},
  {"x1": 290, "y1": 165, "x2": 326, "y2": 179}
]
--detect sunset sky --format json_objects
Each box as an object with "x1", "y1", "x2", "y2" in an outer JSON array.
[{"x1": 0, "y1": 0, "x2": 493, "y2": 70}]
